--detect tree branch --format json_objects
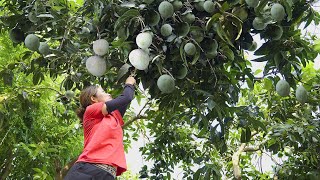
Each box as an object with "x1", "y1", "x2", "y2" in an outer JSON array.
[
  {"x1": 123, "y1": 115, "x2": 147, "y2": 129},
  {"x1": 243, "y1": 135, "x2": 269, "y2": 152},
  {"x1": 232, "y1": 132, "x2": 271, "y2": 179},
  {"x1": 58, "y1": 158, "x2": 77, "y2": 180},
  {"x1": 232, "y1": 143, "x2": 246, "y2": 180},
  {"x1": 123, "y1": 99, "x2": 151, "y2": 129},
  {"x1": 243, "y1": 146, "x2": 260, "y2": 152},
  {"x1": 0, "y1": 149, "x2": 14, "y2": 180}
]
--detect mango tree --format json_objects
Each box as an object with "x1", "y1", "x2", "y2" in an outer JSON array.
[{"x1": 0, "y1": 0, "x2": 319, "y2": 179}]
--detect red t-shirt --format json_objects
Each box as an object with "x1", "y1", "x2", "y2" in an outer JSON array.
[{"x1": 76, "y1": 102, "x2": 127, "y2": 176}]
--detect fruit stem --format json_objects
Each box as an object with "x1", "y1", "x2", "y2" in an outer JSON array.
[{"x1": 163, "y1": 68, "x2": 175, "y2": 80}]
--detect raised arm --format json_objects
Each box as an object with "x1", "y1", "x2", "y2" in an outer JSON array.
[
  {"x1": 102, "y1": 77, "x2": 136, "y2": 117},
  {"x1": 105, "y1": 84, "x2": 135, "y2": 116}
]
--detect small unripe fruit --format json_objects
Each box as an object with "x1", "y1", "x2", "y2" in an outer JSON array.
[
  {"x1": 85, "y1": 56, "x2": 107, "y2": 77},
  {"x1": 157, "y1": 74, "x2": 175, "y2": 93},
  {"x1": 245, "y1": 0, "x2": 259, "y2": 8},
  {"x1": 172, "y1": 1, "x2": 183, "y2": 11},
  {"x1": 136, "y1": 32, "x2": 153, "y2": 49},
  {"x1": 295, "y1": 85, "x2": 307, "y2": 104},
  {"x1": 158, "y1": 1, "x2": 174, "y2": 19},
  {"x1": 28, "y1": 12, "x2": 39, "y2": 23},
  {"x1": 184, "y1": 43, "x2": 196, "y2": 56},
  {"x1": 252, "y1": 17, "x2": 266, "y2": 30},
  {"x1": 195, "y1": 2, "x2": 205, "y2": 11},
  {"x1": 38, "y1": 42, "x2": 50, "y2": 55},
  {"x1": 129, "y1": 49, "x2": 150, "y2": 70},
  {"x1": 161, "y1": 24, "x2": 173, "y2": 37},
  {"x1": 271, "y1": 3, "x2": 286, "y2": 22},
  {"x1": 182, "y1": 13, "x2": 195, "y2": 24},
  {"x1": 276, "y1": 80, "x2": 290, "y2": 97},
  {"x1": 93, "y1": 39, "x2": 109, "y2": 56},
  {"x1": 203, "y1": 1, "x2": 215, "y2": 14},
  {"x1": 24, "y1": 34, "x2": 40, "y2": 51},
  {"x1": 65, "y1": 90, "x2": 75, "y2": 99}
]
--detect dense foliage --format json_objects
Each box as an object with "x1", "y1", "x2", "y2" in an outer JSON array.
[{"x1": 0, "y1": 0, "x2": 319, "y2": 179}]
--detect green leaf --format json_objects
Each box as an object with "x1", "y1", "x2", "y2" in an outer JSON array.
[
  {"x1": 240, "y1": 129, "x2": 246, "y2": 143},
  {"x1": 250, "y1": 119, "x2": 267, "y2": 132},
  {"x1": 114, "y1": 9, "x2": 140, "y2": 31},
  {"x1": 207, "y1": 98, "x2": 216, "y2": 110},
  {"x1": 215, "y1": 106, "x2": 223, "y2": 120},
  {"x1": 63, "y1": 77, "x2": 74, "y2": 90},
  {"x1": 304, "y1": 9, "x2": 314, "y2": 29},
  {"x1": 194, "y1": 89, "x2": 213, "y2": 97},
  {"x1": 190, "y1": 26, "x2": 203, "y2": 32},
  {"x1": 204, "y1": 169, "x2": 212, "y2": 179},
  {"x1": 222, "y1": 47, "x2": 234, "y2": 60},
  {"x1": 32, "y1": 168, "x2": 42, "y2": 173},
  {"x1": 191, "y1": 49, "x2": 200, "y2": 65},
  {"x1": 180, "y1": 42, "x2": 188, "y2": 68},
  {"x1": 283, "y1": 0, "x2": 293, "y2": 21},
  {"x1": 263, "y1": 78, "x2": 273, "y2": 91},
  {"x1": 2, "y1": 70, "x2": 13, "y2": 86},
  {"x1": 221, "y1": 2, "x2": 230, "y2": 12},
  {"x1": 254, "y1": 42, "x2": 273, "y2": 55},
  {"x1": 245, "y1": 127, "x2": 251, "y2": 142},
  {"x1": 198, "y1": 127, "x2": 208, "y2": 138},
  {"x1": 216, "y1": 22, "x2": 234, "y2": 47},
  {"x1": 33, "y1": 71, "x2": 44, "y2": 85},
  {"x1": 254, "y1": 69, "x2": 262, "y2": 75},
  {"x1": 254, "y1": 0, "x2": 268, "y2": 15},
  {"x1": 65, "y1": 42, "x2": 79, "y2": 53},
  {"x1": 314, "y1": 39, "x2": 320, "y2": 52},
  {"x1": 246, "y1": 78, "x2": 254, "y2": 89},
  {"x1": 193, "y1": 168, "x2": 202, "y2": 180},
  {"x1": 250, "y1": 56, "x2": 269, "y2": 62},
  {"x1": 206, "y1": 13, "x2": 221, "y2": 31},
  {"x1": 225, "y1": 12, "x2": 242, "y2": 41},
  {"x1": 117, "y1": 63, "x2": 132, "y2": 81}
]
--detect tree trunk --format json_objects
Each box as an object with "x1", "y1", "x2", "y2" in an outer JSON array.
[
  {"x1": 232, "y1": 143, "x2": 246, "y2": 180},
  {"x1": 0, "y1": 149, "x2": 14, "y2": 180},
  {"x1": 56, "y1": 158, "x2": 77, "y2": 180}
]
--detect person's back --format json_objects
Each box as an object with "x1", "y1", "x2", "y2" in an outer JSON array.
[{"x1": 64, "y1": 76, "x2": 136, "y2": 180}]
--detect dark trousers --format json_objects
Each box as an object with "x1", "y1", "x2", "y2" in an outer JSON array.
[{"x1": 64, "y1": 162, "x2": 115, "y2": 180}]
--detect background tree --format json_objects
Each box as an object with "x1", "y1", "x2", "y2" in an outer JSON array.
[{"x1": 0, "y1": 0, "x2": 319, "y2": 179}]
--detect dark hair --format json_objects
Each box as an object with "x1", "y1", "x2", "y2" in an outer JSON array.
[{"x1": 76, "y1": 85, "x2": 99, "y2": 124}]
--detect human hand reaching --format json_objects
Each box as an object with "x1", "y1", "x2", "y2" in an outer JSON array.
[{"x1": 125, "y1": 76, "x2": 136, "y2": 85}]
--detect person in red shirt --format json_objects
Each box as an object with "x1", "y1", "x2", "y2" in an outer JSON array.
[{"x1": 64, "y1": 76, "x2": 136, "y2": 180}]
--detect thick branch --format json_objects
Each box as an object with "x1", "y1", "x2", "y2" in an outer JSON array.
[
  {"x1": 123, "y1": 99, "x2": 151, "y2": 129},
  {"x1": 123, "y1": 115, "x2": 147, "y2": 129},
  {"x1": 232, "y1": 143, "x2": 246, "y2": 180},
  {"x1": 243, "y1": 136, "x2": 269, "y2": 152},
  {"x1": 243, "y1": 146, "x2": 260, "y2": 152},
  {"x1": 58, "y1": 158, "x2": 77, "y2": 180},
  {"x1": 0, "y1": 149, "x2": 14, "y2": 180}
]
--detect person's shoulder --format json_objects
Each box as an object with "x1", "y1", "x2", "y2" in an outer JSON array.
[{"x1": 84, "y1": 102, "x2": 104, "y2": 116}]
